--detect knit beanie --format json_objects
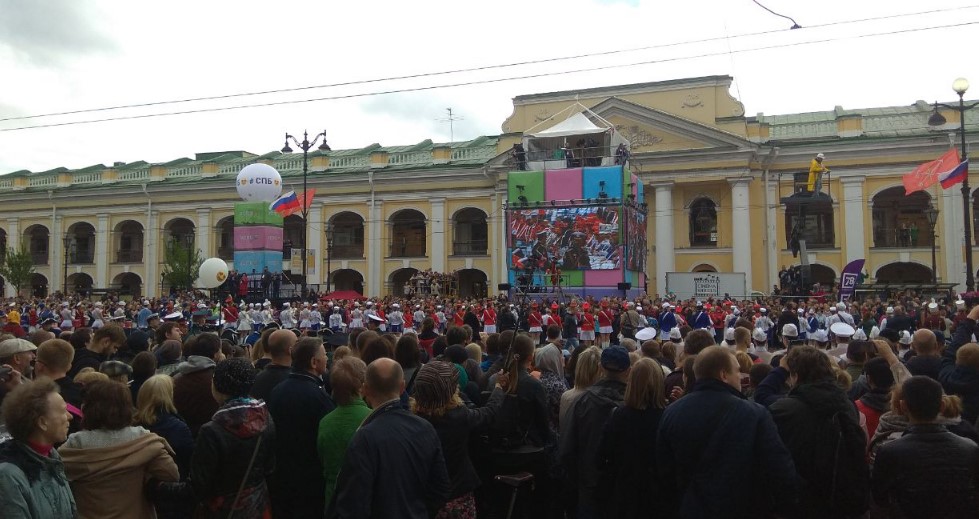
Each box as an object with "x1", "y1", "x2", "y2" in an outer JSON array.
[{"x1": 213, "y1": 358, "x2": 256, "y2": 398}]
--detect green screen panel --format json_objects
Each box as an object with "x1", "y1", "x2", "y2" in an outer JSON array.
[{"x1": 507, "y1": 170, "x2": 545, "y2": 204}]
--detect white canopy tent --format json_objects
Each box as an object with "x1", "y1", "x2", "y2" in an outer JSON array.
[{"x1": 520, "y1": 102, "x2": 629, "y2": 169}]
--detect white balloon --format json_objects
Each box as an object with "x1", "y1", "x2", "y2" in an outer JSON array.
[
  {"x1": 197, "y1": 257, "x2": 230, "y2": 289},
  {"x1": 236, "y1": 163, "x2": 282, "y2": 202}
]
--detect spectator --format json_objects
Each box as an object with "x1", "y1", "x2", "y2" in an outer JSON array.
[
  {"x1": 906, "y1": 328, "x2": 942, "y2": 380},
  {"x1": 0, "y1": 338, "x2": 37, "y2": 382},
  {"x1": 129, "y1": 351, "x2": 157, "y2": 403},
  {"x1": 329, "y1": 358, "x2": 449, "y2": 519},
  {"x1": 657, "y1": 346, "x2": 799, "y2": 518},
  {"x1": 32, "y1": 339, "x2": 82, "y2": 433},
  {"x1": 559, "y1": 345, "x2": 631, "y2": 518},
  {"x1": 316, "y1": 357, "x2": 371, "y2": 509},
  {"x1": 173, "y1": 333, "x2": 224, "y2": 437},
  {"x1": 150, "y1": 357, "x2": 275, "y2": 519},
  {"x1": 535, "y1": 344, "x2": 568, "y2": 437},
  {"x1": 559, "y1": 346, "x2": 601, "y2": 427},
  {"x1": 597, "y1": 357, "x2": 666, "y2": 519},
  {"x1": 134, "y1": 375, "x2": 193, "y2": 479},
  {"x1": 249, "y1": 329, "x2": 296, "y2": 402},
  {"x1": 412, "y1": 361, "x2": 511, "y2": 518},
  {"x1": 267, "y1": 337, "x2": 335, "y2": 518},
  {"x1": 768, "y1": 345, "x2": 869, "y2": 518},
  {"x1": 67, "y1": 325, "x2": 124, "y2": 378},
  {"x1": 872, "y1": 376, "x2": 979, "y2": 518},
  {"x1": 59, "y1": 380, "x2": 179, "y2": 519},
  {"x1": 855, "y1": 357, "x2": 895, "y2": 438},
  {"x1": 0, "y1": 378, "x2": 77, "y2": 518},
  {"x1": 395, "y1": 333, "x2": 422, "y2": 394},
  {"x1": 940, "y1": 304, "x2": 979, "y2": 424}
]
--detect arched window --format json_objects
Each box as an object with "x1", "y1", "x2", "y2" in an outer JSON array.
[
  {"x1": 389, "y1": 210, "x2": 427, "y2": 257},
  {"x1": 283, "y1": 215, "x2": 303, "y2": 260},
  {"x1": 328, "y1": 212, "x2": 365, "y2": 259},
  {"x1": 24, "y1": 225, "x2": 49, "y2": 265},
  {"x1": 872, "y1": 187, "x2": 934, "y2": 247},
  {"x1": 216, "y1": 216, "x2": 235, "y2": 260},
  {"x1": 453, "y1": 208, "x2": 488, "y2": 255},
  {"x1": 114, "y1": 220, "x2": 143, "y2": 263},
  {"x1": 65, "y1": 222, "x2": 96, "y2": 264},
  {"x1": 689, "y1": 198, "x2": 717, "y2": 247}
]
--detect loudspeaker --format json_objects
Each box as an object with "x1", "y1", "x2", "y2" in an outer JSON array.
[
  {"x1": 498, "y1": 283, "x2": 511, "y2": 291},
  {"x1": 617, "y1": 282, "x2": 632, "y2": 290}
]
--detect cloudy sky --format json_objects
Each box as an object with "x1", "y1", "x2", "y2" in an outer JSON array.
[{"x1": 1, "y1": 0, "x2": 977, "y2": 174}]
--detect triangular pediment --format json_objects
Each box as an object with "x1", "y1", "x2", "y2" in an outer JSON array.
[{"x1": 589, "y1": 97, "x2": 753, "y2": 152}]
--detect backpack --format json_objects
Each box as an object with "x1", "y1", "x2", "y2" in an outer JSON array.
[{"x1": 808, "y1": 409, "x2": 870, "y2": 516}]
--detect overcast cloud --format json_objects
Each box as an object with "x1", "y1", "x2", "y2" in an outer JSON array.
[{"x1": 0, "y1": 0, "x2": 977, "y2": 174}]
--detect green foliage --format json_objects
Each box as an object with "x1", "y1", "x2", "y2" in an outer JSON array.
[
  {"x1": 162, "y1": 238, "x2": 203, "y2": 291},
  {"x1": 0, "y1": 243, "x2": 36, "y2": 295}
]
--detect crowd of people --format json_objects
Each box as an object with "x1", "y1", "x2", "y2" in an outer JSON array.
[{"x1": 0, "y1": 287, "x2": 978, "y2": 518}]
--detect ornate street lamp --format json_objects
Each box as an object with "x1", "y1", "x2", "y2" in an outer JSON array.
[
  {"x1": 281, "y1": 130, "x2": 330, "y2": 299},
  {"x1": 925, "y1": 206, "x2": 939, "y2": 283}
]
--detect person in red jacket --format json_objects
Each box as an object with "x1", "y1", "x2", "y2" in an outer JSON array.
[
  {"x1": 482, "y1": 303, "x2": 497, "y2": 334},
  {"x1": 453, "y1": 305, "x2": 466, "y2": 327},
  {"x1": 528, "y1": 303, "x2": 543, "y2": 344},
  {"x1": 597, "y1": 301, "x2": 614, "y2": 349},
  {"x1": 579, "y1": 303, "x2": 596, "y2": 346}
]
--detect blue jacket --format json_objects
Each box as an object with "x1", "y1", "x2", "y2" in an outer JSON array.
[
  {"x1": 656, "y1": 379, "x2": 799, "y2": 519},
  {"x1": 941, "y1": 317, "x2": 979, "y2": 424},
  {"x1": 146, "y1": 412, "x2": 194, "y2": 480}
]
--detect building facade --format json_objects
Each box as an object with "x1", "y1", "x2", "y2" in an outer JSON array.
[{"x1": 0, "y1": 75, "x2": 976, "y2": 298}]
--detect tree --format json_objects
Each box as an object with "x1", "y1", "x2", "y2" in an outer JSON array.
[
  {"x1": 0, "y1": 243, "x2": 36, "y2": 296},
  {"x1": 162, "y1": 237, "x2": 203, "y2": 292}
]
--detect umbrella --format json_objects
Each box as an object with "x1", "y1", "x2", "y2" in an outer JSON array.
[{"x1": 635, "y1": 327, "x2": 658, "y2": 341}]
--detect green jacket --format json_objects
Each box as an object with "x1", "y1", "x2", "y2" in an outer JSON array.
[
  {"x1": 0, "y1": 441, "x2": 77, "y2": 519},
  {"x1": 316, "y1": 397, "x2": 371, "y2": 505}
]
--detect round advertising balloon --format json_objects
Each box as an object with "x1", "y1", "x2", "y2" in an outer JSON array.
[
  {"x1": 197, "y1": 257, "x2": 230, "y2": 289},
  {"x1": 236, "y1": 163, "x2": 282, "y2": 202}
]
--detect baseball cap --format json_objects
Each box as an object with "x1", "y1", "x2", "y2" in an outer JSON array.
[
  {"x1": 752, "y1": 328, "x2": 767, "y2": 342},
  {"x1": 830, "y1": 322, "x2": 855, "y2": 337},
  {"x1": 600, "y1": 346, "x2": 631, "y2": 373},
  {"x1": 782, "y1": 324, "x2": 799, "y2": 338},
  {"x1": 0, "y1": 338, "x2": 37, "y2": 358}
]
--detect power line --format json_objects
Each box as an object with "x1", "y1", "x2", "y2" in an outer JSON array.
[
  {"x1": 0, "y1": 5, "x2": 975, "y2": 125},
  {"x1": 2, "y1": 19, "x2": 976, "y2": 133}
]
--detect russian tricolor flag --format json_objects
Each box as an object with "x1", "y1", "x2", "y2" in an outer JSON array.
[
  {"x1": 269, "y1": 191, "x2": 301, "y2": 216},
  {"x1": 940, "y1": 160, "x2": 969, "y2": 189}
]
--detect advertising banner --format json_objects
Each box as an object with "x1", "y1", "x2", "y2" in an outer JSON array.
[
  {"x1": 234, "y1": 226, "x2": 284, "y2": 251},
  {"x1": 290, "y1": 249, "x2": 316, "y2": 277}
]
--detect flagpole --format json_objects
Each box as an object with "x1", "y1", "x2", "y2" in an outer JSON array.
[{"x1": 281, "y1": 130, "x2": 330, "y2": 301}]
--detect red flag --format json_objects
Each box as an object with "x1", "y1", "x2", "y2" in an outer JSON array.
[
  {"x1": 903, "y1": 149, "x2": 961, "y2": 195},
  {"x1": 296, "y1": 189, "x2": 316, "y2": 212}
]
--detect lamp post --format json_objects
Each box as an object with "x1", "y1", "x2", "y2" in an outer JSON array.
[
  {"x1": 62, "y1": 233, "x2": 75, "y2": 295},
  {"x1": 325, "y1": 222, "x2": 334, "y2": 295},
  {"x1": 926, "y1": 206, "x2": 939, "y2": 283},
  {"x1": 929, "y1": 77, "x2": 978, "y2": 291},
  {"x1": 281, "y1": 130, "x2": 330, "y2": 300}
]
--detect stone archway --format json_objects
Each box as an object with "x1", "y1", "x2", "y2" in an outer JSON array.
[
  {"x1": 66, "y1": 272, "x2": 94, "y2": 296},
  {"x1": 112, "y1": 272, "x2": 143, "y2": 297},
  {"x1": 389, "y1": 268, "x2": 419, "y2": 296},
  {"x1": 330, "y1": 269, "x2": 364, "y2": 294},
  {"x1": 457, "y1": 268, "x2": 488, "y2": 298},
  {"x1": 875, "y1": 262, "x2": 932, "y2": 283}
]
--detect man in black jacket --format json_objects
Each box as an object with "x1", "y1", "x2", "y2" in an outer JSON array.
[
  {"x1": 559, "y1": 346, "x2": 630, "y2": 519},
  {"x1": 249, "y1": 329, "x2": 296, "y2": 401},
  {"x1": 872, "y1": 376, "x2": 979, "y2": 518},
  {"x1": 267, "y1": 337, "x2": 335, "y2": 518},
  {"x1": 657, "y1": 346, "x2": 799, "y2": 519},
  {"x1": 330, "y1": 358, "x2": 449, "y2": 518}
]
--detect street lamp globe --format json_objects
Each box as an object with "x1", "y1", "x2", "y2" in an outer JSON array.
[{"x1": 953, "y1": 77, "x2": 970, "y2": 95}]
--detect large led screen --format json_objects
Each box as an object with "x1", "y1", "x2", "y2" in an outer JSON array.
[
  {"x1": 624, "y1": 206, "x2": 647, "y2": 272},
  {"x1": 509, "y1": 206, "x2": 621, "y2": 270}
]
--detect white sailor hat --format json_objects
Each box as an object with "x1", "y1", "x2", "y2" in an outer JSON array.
[
  {"x1": 830, "y1": 322, "x2": 855, "y2": 337},
  {"x1": 669, "y1": 327, "x2": 682, "y2": 340},
  {"x1": 752, "y1": 328, "x2": 768, "y2": 342},
  {"x1": 811, "y1": 329, "x2": 830, "y2": 342},
  {"x1": 723, "y1": 327, "x2": 736, "y2": 342}
]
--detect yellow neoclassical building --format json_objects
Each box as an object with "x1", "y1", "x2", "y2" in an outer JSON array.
[{"x1": 0, "y1": 74, "x2": 975, "y2": 298}]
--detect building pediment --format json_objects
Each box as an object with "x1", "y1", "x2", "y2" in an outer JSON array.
[{"x1": 589, "y1": 97, "x2": 754, "y2": 152}]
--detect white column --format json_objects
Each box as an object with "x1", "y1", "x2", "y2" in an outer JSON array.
[
  {"x1": 368, "y1": 201, "x2": 383, "y2": 297},
  {"x1": 729, "y1": 178, "x2": 752, "y2": 294},
  {"x1": 765, "y1": 175, "x2": 778, "y2": 290},
  {"x1": 431, "y1": 198, "x2": 446, "y2": 272},
  {"x1": 653, "y1": 182, "x2": 674, "y2": 295},
  {"x1": 145, "y1": 210, "x2": 159, "y2": 298},
  {"x1": 5, "y1": 218, "x2": 18, "y2": 297},
  {"x1": 944, "y1": 186, "x2": 965, "y2": 290},
  {"x1": 308, "y1": 202, "x2": 323, "y2": 285},
  {"x1": 490, "y1": 192, "x2": 500, "y2": 292},
  {"x1": 841, "y1": 176, "x2": 866, "y2": 264},
  {"x1": 51, "y1": 216, "x2": 63, "y2": 294},
  {"x1": 196, "y1": 208, "x2": 211, "y2": 259},
  {"x1": 95, "y1": 214, "x2": 109, "y2": 288}
]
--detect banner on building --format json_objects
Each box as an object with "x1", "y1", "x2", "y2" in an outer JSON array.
[
  {"x1": 838, "y1": 259, "x2": 865, "y2": 302},
  {"x1": 290, "y1": 249, "x2": 316, "y2": 277}
]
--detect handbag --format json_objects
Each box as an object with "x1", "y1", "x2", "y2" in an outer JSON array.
[{"x1": 227, "y1": 435, "x2": 263, "y2": 519}]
